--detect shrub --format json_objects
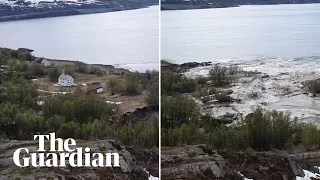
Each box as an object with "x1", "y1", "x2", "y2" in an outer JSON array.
[
  {"x1": 302, "y1": 123, "x2": 319, "y2": 150},
  {"x1": 107, "y1": 78, "x2": 120, "y2": 95},
  {"x1": 209, "y1": 64, "x2": 237, "y2": 86},
  {"x1": 161, "y1": 71, "x2": 197, "y2": 95},
  {"x1": 146, "y1": 83, "x2": 159, "y2": 107},
  {"x1": 123, "y1": 78, "x2": 142, "y2": 95},
  {"x1": 161, "y1": 95, "x2": 199, "y2": 129},
  {"x1": 196, "y1": 76, "x2": 208, "y2": 85},
  {"x1": 48, "y1": 67, "x2": 61, "y2": 82},
  {"x1": 311, "y1": 80, "x2": 320, "y2": 94}
]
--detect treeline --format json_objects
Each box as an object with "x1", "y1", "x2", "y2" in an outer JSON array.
[{"x1": 162, "y1": 94, "x2": 319, "y2": 151}]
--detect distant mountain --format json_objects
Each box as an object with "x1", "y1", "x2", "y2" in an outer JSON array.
[
  {"x1": 98, "y1": 0, "x2": 158, "y2": 7},
  {"x1": 161, "y1": 0, "x2": 320, "y2": 10},
  {"x1": 0, "y1": 0, "x2": 158, "y2": 22}
]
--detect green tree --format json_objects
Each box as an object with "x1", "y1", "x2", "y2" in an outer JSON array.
[
  {"x1": 48, "y1": 67, "x2": 61, "y2": 82},
  {"x1": 302, "y1": 123, "x2": 319, "y2": 150},
  {"x1": 161, "y1": 95, "x2": 199, "y2": 129}
]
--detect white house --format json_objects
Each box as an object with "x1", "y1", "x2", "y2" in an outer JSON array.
[
  {"x1": 58, "y1": 73, "x2": 74, "y2": 87},
  {"x1": 41, "y1": 59, "x2": 51, "y2": 67},
  {"x1": 251, "y1": 77, "x2": 264, "y2": 88}
]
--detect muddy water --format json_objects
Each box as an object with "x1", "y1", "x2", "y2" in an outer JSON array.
[{"x1": 185, "y1": 56, "x2": 320, "y2": 125}]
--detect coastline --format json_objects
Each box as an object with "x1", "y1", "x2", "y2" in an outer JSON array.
[
  {"x1": 161, "y1": 4, "x2": 239, "y2": 10},
  {"x1": 0, "y1": 5, "x2": 157, "y2": 22},
  {"x1": 161, "y1": 2, "x2": 320, "y2": 10},
  {"x1": 44, "y1": 57, "x2": 133, "y2": 73},
  {"x1": 8, "y1": 47, "x2": 158, "y2": 72},
  {"x1": 45, "y1": 57, "x2": 158, "y2": 72}
]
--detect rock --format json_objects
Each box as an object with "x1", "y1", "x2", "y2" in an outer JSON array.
[
  {"x1": 286, "y1": 156, "x2": 305, "y2": 177},
  {"x1": 163, "y1": 161, "x2": 224, "y2": 178},
  {"x1": 0, "y1": 140, "x2": 158, "y2": 180},
  {"x1": 203, "y1": 62, "x2": 212, "y2": 66},
  {"x1": 217, "y1": 113, "x2": 238, "y2": 123},
  {"x1": 17, "y1": 48, "x2": 33, "y2": 53},
  {"x1": 162, "y1": 145, "x2": 229, "y2": 179},
  {"x1": 161, "y1": 61, "x2": 212, "y2": 73},
  {"x1": 215, "y1": 94, "x2": 234, "y2": 103},
  {"x1": 180, "y1": 62, "x2": 203, "y2": 69},
  {"x1": 162, "y1": 145, "x2": 311, "y2": 180},
  {"x1": 261, "y1": 74, "x2": 270, "y2": 78}
]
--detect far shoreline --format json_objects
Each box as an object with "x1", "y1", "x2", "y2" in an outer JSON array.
[
  {"x1": 161, "y1": 2, "x2": 320, "y2": 11},
  {"x1": 4, "y1": 47, "x2": 158, "y2": 72},
  {"x1": 0, "y1": 4, "x2": 158, "y2": 23},
  {"x1": 44, "y1": 56, "x2": 158, "y2": 73}
]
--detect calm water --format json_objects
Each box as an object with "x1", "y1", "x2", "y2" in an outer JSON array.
[
  {"x1": 161, "y1": 4, "x2": 320, "y2": 63},
  {"x1": 0, "y1": 6, "x2": 159, "y2": 71}
]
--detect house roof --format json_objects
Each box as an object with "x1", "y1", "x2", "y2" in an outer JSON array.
[
  {"x1": 59, "y1": 73, "x2": 73, "y2": 80},
  {"x1": 246, "y1": 76, "x2": 263, "y2": 87},
  {"x1": 251, "y1": 76, "x2": 263, "y2": 82}
]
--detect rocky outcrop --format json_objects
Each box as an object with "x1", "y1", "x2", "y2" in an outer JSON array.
[
  {"x1": 121, "y1": 106, "x2": 159, "y2": 124},
  {"x1": 162, "y1": 145, "x2": 317, "y2": 180},
  {"x1": 0, "y1": 140, "x2": 158, "y2": 180},
  {"x1": 161, "y1": 145, "x2": 230, "y2": 179},
  {"x1": 161, "y1": 61, "x2": 212, "y2": 73},
  {"x1": 302, "y1": 78, "x2": 320, "y2": 94}
]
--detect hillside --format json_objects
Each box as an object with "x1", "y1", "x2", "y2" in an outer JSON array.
[{"x1": 0, "y1": 0, "x2": 158, "y2": 22}]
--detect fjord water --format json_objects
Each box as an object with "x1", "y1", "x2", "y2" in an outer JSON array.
[
  {"x1": 161, "y1": 4, "x2": 320, "y2": 63},
  {"x1": 0, "y1": 6, "x2": 159, "y2": 71}
]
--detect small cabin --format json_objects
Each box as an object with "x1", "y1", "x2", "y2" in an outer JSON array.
[
  {"x1": 87, "y1": 82, "x2": 103, "y2": 94},
  {"x1": 58, "y1": 73, "x2": 74, "y2": 87},
  {"x1": 251, "y1": 77, "x2": 263, "y2": 88}
]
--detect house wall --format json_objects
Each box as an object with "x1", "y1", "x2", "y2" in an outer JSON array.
[
  {"x1": 96, "y1": 88, "x2": 104, "y2": 93},
  {"x1": 59, "y1": 78, "x2": 73, "y2": 87},
  {"x1": 252, "y1": 79, "x2": 263, "y2": 87}
]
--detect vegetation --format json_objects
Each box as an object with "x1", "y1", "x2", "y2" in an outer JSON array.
[
  {"x1": 301, "y1": 123, "x2": 319, "y2": 150},
  {"x1": 161, "y1": 71, "x2": 197, "y2": 95},
  {"x1": 310, "y1": 80, "x2": 320, "y2": 94},
  {"x1": 161, "y1": 100, "x2": 311, "y2": 151},
  {"x1": 48, "y1": 67, "x2": 61, "y2": 82},
  {"x1": 0, "y1": 48, "x2": 159, "y2": 148},
  {"x1": 209, "y1": 64, "x2": 239, "y2": 86},
  {"x1": 146, "y1": 80, "x2": 159, "y2": 107},
  {"x1": 106, "y1": 70, "x2": 159, "y2": 100},
  {"x1": 161, "y1": 95, "x2": 199, "y2": 129},
  {"x1": 0, "y1": 76, "x2": 158, "y2": 148}
]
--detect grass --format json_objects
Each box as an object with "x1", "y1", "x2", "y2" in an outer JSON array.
[{"x1": 188, "y1": 152, "x2": 197, "y2": 158}]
